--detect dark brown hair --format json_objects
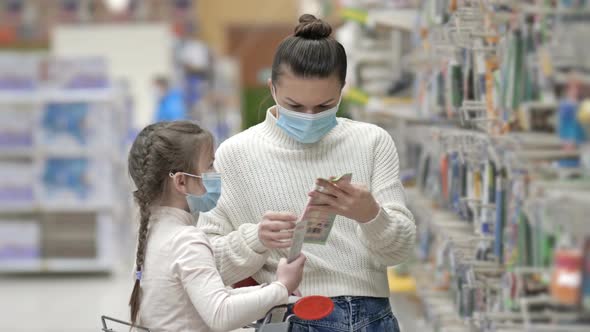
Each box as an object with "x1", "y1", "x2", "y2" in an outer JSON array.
[
  {"x1": 271, "y1": 14, "x2": 347, "y2": 87},
  {"x1": 127, "y1": 121, "x2": 212, "y2": 325}
]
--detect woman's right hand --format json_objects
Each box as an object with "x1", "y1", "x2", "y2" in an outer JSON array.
[
  {"x1": 258, "y1": 211, "x2": 297, "y2": 249},
  {"x1": 276, "y1": 254, "x2": 306, "y2": 294}
]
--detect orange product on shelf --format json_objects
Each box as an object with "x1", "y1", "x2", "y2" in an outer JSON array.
[{"x1": 551, "y1": 249, "x2": 583, "y2": 306}]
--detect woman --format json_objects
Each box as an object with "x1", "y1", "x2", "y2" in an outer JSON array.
[{"x1": 198, "y1": 14, "x2": 415, "y2": 331}]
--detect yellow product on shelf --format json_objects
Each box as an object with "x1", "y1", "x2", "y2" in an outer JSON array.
[
  {"x1": 388, "y1": 266, "x2": 417, "y2": 294},
  {"x1": 344, "y1": 88, "x2": 370, "y2": 105},
  {"x1": 341, "y1": 8, "x2": 368, "y2": 24}
]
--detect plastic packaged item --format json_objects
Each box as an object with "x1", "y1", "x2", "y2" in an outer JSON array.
[
  {"x1": 450, "y1": 62, "x2": 463, "y2": 109},
  {"x1": 558, "y1": 100, "x2": 586, "y2": 145},
  {"x1": 440, "y1": 154, "x2": 449, "y2": 200},
  {"x1": 0, "y1": 220, "x2": 40, "y2": 260},
  {"x1": 494, "y1": 169, "x2": 507, "y2": 264},
  {"x1": 551, "y1": 249, "x2": 583, "y2": 306},
  {"x1": 0, "y1": 105, "x2": 35, "y2": 150},
  {"x1": 582, "y1": 238, "x2": 590, "y2": 311},
  {"x1": 0, "y1": 162, "x2": 35, "y2": 208}
]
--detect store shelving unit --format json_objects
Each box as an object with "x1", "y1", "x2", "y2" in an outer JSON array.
[
  {"x1": 341, "y1": 0, "x2": 590, "y2": 331},
  {"x1": 0, "y1": 56, "x2": 131, "y2": 274}
]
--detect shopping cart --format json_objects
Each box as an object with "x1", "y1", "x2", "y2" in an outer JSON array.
[
  {"x1": 101, "y1": 315, "x2": 150, "y2": 332},
  {"x1": 99, "y1": 296, "x2": 333, "y2": 332},
  {"x1": 244, "y1": 295, "x2": 334, "y2": 332}
]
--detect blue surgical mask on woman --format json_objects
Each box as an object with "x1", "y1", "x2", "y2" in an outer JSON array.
[
  {"x1": 272, "y1": 88, "x2": 340, "y2": 144},
  {"x1": 170, "y1": 172, "x2": 221, "y2": 213}
]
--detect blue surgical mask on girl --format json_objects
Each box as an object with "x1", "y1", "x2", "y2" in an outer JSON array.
[
  {"x1": 170, "y1": 172, "x2": 221, "y2": 213},
  {"x1": 272, "y1": 87, "x2": 340, "y2": 144}
]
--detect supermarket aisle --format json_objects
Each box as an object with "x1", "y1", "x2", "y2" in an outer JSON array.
[
  {"x1": 0, "y1": 267, "x2": 415, "y2": 331},
  {"x1": 0, "y1": 267, "x2": 254, "y2": 332},
  {"x1": 0, "y1": 273, "x2": 129, "y2": 331}
]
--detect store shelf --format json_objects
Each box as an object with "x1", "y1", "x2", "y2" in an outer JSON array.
[
  {"x1": 367, "y1": 8, "x2": 418, "y2": 31},
  {"x1": 0, "y1": 258, "x2": 111, "y2": 273},
  {"x1": 43, "y1": 88, "x2": 117, "y2": 103},
  {"x1": 0, "y1": 148, "x2": 35, "y2": 159},
  {"x1": 43, "y1": 258, "x2": 111, "y2": 273},
  {"x1": 0, "y1": 260, "x2": 42, "y2": 273},
  {"x1": 39, "y1": 204, "x2": 112, "y2": 214},
  {"x1": 0, "y1": 91, "x2": 41, "y2": 103},
  {"x1": 0, "y1": 205, "x2": 38, "y2": 214}
]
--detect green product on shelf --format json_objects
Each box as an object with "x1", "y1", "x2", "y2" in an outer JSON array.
[
  {"x1": 532, "y1": 218, "x2": 556, "y2": 268},
  {"x1": 450, "y1": 63, "x2": 463, "y2": 109},
  {"x1": 517, "y1": 211, "x2": 532, "y2": 267},
  {"x1": 511, "y1": 30, "x2": 525, "y2": 111}
]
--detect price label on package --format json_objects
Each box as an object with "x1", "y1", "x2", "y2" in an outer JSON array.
[{"x1": 288, "y1": 173, "x2": 352, "y2": 263}]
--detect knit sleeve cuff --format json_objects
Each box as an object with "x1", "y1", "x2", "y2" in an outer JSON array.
[
  {"x1": 358, "y1": 207, "x2": 389, "y2": 240},
  {"x1": 242, "y1": 223, "x2": 268, "y2": 255}
]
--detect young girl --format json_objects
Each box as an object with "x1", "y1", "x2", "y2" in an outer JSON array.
[{"x1": 127, "y1": 121, "x2": 306, "y2": 332}]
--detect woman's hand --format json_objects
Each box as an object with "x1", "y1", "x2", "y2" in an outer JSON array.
[
  {"x1": 308, "y1": 178, "x2": 380, "y2": 224},
  {"x1": 258, "y1": 211, "x2": 297, "y2": 249}
]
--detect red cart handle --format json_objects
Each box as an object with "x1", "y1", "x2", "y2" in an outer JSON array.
[{"x1": 293, "y1": 296, "x2": 334, "y2": 321}]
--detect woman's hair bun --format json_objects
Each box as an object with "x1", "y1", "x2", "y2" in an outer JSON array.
[{"x1": 294, "y1": 14, "x2": 332, "y2": 40}]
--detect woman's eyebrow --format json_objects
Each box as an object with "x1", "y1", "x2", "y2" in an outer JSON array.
[
  {"x1": 286, "y1": 97, "x2": 302, "y2": 105},
  {"x1": 285, "y1": 97, "x2": 336, "y2": 105}
]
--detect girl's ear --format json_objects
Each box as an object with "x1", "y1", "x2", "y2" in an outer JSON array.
[{"x1": 170, "y1": 172, "x2": 187, "y2": 195}]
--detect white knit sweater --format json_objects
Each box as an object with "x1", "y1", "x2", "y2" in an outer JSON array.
[{"x1": 198, "y1": 108, "x2": 416, "y2": 298}]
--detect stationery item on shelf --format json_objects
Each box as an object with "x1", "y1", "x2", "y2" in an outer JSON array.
[
  {"x1": 582, "y1": 237, "x2": 590, "y2": 311},
  {"x1": 48, "y1": 57, "x2": 109, "y2": 89},
  {"x1": 558, "y1": 78, "x2": 586, "y2": 146},
  {"x1": 550, "y1": 248, "x2": 583, "y2": 306},
  {"x1": 0, "y1": 162, "x2": 35, "y2": 208},
  {"x1": 40, "y1": 102, "x2": 112, "y2": 150},
  {"x1": 40, "y1": 157, "x2": 113, "y2": 206},
  {"x1": 473, "y1": 169, "x2": 482, "y2": 201},
  {"x1": 485, "y1": 57, "x2": 499, "y2": 127},
  {"x1": 558, "y1": 99, "x2": 586, "y2": 146},
  {"x1": 450, "y1": 61, "x2": 464, "y2": 109},
  {"x1": 0, "y1": 219, "x2": 40, "y2": 260},
  {"x1": 494, "y1": 168, "x2": 507, "y2": 264},
  {"x1": 0, "y1": 54, "x2": 40, "y2": 90},
  {"x1": 450, "y1": 153, "x2": 461, "y2": 213},
  {"x1": 440, "y1": 154, "x2": 449, "y2": 201},
  {"x1": 42, "y1": 102, "x2": 89, "y2": 145},
  {"x1": 517, "y1": 211, "x2": 532, "y2": 267},
  {"x1": 418, "y1": 151, "x2": 431, "y2": 191},
  {"x1": 0, "y1": 105, "x2": 35, "y2": 150},
  {"x1": 461, "y1": 164, "x2": 473, "y2": 221},
  {"x1": 480, "y1": 161, "x2": 496, "y2": 235}
]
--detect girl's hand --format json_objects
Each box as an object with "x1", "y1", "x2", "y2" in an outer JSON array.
[
  {"x1": 276, "y1": 254, "x2": 307, "y2": 295},
  {"x1": 258, "y1": 211, "x2": 297, "y2": 249},
  {"x1": 308, "y1": 178, "x2": 380, "y2": 224}
]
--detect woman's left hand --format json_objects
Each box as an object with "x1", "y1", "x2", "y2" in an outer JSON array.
[{"x1": 308, "y1": 178, "x2": 380, "y2": 224}]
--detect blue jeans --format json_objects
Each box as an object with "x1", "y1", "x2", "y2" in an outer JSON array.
[{"x1": 287, "y1": 296, "x2": 400, "y2": 332}]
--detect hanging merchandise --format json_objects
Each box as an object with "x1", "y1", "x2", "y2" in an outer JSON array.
[
  {"x1": 450, "y1": 60, "x2": 464, "y2": 110},
  {"x1": 558, "y1": 79, "x2": 586, "y2": 146},
  {"x1": 517, "y1": 211, "x2": 533, "y2": 267},
  {"x1": 440, "y1": 153, "x2": 449, "y2": 201},
  {"x1": 479, "y1": 161, "x2": 495, "y2": 237},
  {"x1": 582, "y1": 238, "x2": 590, "y2": 311},
  {"x1": 345, "y1": 0, "x2": 590, "y2": 329},
  {"x1": 551, "y1": 247, "x2": 583, "y2": 306},
  {"x1": 494, "y1": 168, "x2": 507, "y2": 264}
]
